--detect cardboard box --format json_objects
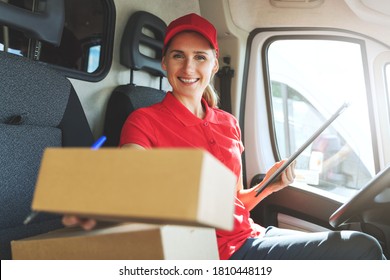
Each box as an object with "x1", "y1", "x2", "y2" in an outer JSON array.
[
  {"x1": 11, "y1": 223, "x2": 219, "y2": 259},
  {"x1": 31, "y1": 148, "x2": 236, "y2": 230}
]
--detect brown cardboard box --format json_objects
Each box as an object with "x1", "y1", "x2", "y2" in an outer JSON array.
[
  {"x1": 31, "y1": 148, "x2": 236, "y2": 230},
  {"x1": 11, "y1": 223, "x2": 219, "y2": 259}
]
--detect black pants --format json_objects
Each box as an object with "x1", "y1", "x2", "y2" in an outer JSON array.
[{"x1": 230, "y1": 226, "x2": 385, "y2": 260}]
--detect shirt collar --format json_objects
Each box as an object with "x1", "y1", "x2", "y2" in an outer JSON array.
[{"x1": 162, "y1": 92, "x2": 220, "y2": 126}]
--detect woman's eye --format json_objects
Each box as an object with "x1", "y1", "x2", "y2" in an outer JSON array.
[
  {"x1": 195, "y1": 55, "x2": 206, "y2": 61},
  {"x1": 173, "y1": 53, "x2": 184, "y2": 59}
]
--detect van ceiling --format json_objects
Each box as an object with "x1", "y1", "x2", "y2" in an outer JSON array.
[{"x1": 226, "y1": 0, "x2": 390, "y2": 46}]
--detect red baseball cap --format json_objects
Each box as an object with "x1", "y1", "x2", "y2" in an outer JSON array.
[{"x1": 163, "y1": 13, "x2": 219, "y2": 57}]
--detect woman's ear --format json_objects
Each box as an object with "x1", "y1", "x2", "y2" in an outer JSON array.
[
  {"x1": 212, "y1": 58, "x2": 219, "y2": 75},
  {"x1": 161, "y1": 56, "x2": 167, "y2": 71}
]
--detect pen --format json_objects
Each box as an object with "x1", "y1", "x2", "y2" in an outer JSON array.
[
  {"x1": 23, "y1": 211, "x2": 39, "y2": 225},
  {"x1": 23, "y1": 135, "x2": 107, "y2": 225},
  {"x1": 91, "y1": 135, "x2": 107, "y2": 149}
]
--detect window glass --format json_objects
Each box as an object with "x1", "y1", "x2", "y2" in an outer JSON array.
[
  {"x1": 87, "y1": 45, "x2": 101, "y2": 73},
  {"x1": 267, "y1": 39, "x2": 374, "y2": 197},
  {"x1": 0, "y1": 0, "x2": 113, "y2": 80}
]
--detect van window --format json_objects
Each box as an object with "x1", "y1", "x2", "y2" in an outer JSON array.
[
  {"x1": 266, "y1": 39, "x2": 375, "y2": 197},
  {"x1": 0, "y1": 0, "x2": 114, "y2": 81}
]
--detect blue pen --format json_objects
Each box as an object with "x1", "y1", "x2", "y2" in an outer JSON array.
[
  {"x1": 24, "y1": 136, "x2": 107, "y2": 225},
  {"x1": 91, "y1": 135, "x2": 107, "y2": 149}
]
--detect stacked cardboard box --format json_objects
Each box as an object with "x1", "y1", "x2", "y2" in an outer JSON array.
[
  {"x1": 11, "y1": 148, "x2": 236, "y2": 259},
  {"x1": 12, "y1": 223, "x2": 219, "y2": 260}
]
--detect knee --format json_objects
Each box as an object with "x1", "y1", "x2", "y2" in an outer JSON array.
[{"x1": 342, "y1": 231, "x2": 384, "y2": 260}]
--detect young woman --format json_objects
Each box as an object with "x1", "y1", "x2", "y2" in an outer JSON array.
[{"x1": 64, "y1": 13, "x2": 385, "y2": 260}]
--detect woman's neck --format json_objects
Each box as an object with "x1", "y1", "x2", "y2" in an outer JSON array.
[{"x1": 171, "y1": 91, "x2": 205, "y2": 119}]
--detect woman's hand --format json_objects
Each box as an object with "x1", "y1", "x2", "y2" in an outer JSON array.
[
  {"x1": 62, "y1": 215, "x2": 97, "y2": 231},
  {"x1": 264, "y1": 159, "x2": 296, "y2": 194},
  {"x1": 236, "y1": 159, "x2": 296, "y2": 211}
]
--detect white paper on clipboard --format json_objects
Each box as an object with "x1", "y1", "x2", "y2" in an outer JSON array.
[{"x1": 255, "y1": 102, "x2": 349, "y2": 197}]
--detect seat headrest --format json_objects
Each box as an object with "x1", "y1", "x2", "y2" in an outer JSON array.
[
  {"x1": 0, "y1": 52, "x2": 70, "y2": 127},
  {"x1": 0, "y1": 0, "x2": 64, "y2": 45},
  {"x1": 120, "y1": 11, "x2": 167, "y2": 77}
]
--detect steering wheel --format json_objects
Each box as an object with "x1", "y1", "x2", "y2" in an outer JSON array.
[{"x1": 329, "y1": 164, "x2": 390, "y2": 228}]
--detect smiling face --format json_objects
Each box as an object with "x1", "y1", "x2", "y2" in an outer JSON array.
[{"x1": 162, "y1": 31, "x2": 219, "y2": 103}]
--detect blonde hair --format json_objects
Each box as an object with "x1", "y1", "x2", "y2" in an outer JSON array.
[
  {"x1": 204, "y1": 83, "x2": 219, "y2": 108},
  {"x1": 204, "y1": 47, "x2": 220, "y2": 108}
]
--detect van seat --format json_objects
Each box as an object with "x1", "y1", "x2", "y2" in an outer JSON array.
[
  {"x1": 0, "y1": 51, "x2": 94, "y2": 259},
  {"x1": 103, "y1": 11, "x2": 167, "y2": 147}
]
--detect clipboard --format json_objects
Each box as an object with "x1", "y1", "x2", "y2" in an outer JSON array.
[{"x1": 255, "y1": 102, "x2": 349, "y2": 197}]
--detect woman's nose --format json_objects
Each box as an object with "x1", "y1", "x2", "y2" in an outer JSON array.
[{"x1": 183, "y1": 58, "x2": 195, "y2": 73}]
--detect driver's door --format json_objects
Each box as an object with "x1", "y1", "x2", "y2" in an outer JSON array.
[{"x1": 242, "y1": 29, "x2": 390, "y2": 243}]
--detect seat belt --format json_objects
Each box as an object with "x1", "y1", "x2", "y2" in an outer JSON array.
[{"x1": 217, "y1": 60, "x2": 234, "y2": 113}]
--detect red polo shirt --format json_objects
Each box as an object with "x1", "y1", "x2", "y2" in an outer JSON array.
[{"x1": 119, "y1": 92, "x2": 263, "y2": 259}]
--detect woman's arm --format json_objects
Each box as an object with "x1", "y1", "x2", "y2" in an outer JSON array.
[{"x1": 121, "y1": 143, "x2": 145, "y2": 150}]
